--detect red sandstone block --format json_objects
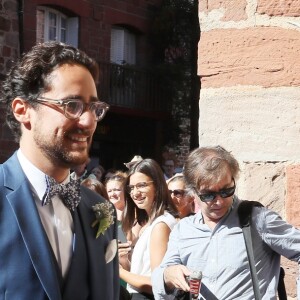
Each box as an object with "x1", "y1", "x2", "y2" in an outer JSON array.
[
  {"x1": 199, "y1": 0, "x2": 247, "y2": 21},
  {"x1": 257, "y1": 0, "x2": 300, "y2": 17},
  {"x1": 198, "y1": 27, "x2": 300, "y2": 88}
]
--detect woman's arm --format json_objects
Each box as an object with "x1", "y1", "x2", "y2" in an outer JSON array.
[
  {"x1": 119, "y1": 267, "x2": 152, "y2": 294},
  {"x1": 120, "y1": 221, "x2": 172, "y2": 294},
  {"x1": 150, "y1": 222, "x2": 171, "y2": 271}
]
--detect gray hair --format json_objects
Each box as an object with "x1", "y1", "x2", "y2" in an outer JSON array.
[{"x1": 183, "y1": 146, "x2": 240, "y2": 189}]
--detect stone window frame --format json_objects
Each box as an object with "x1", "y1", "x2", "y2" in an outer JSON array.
[
  {"x1": 110, "y1": 26, "x2": 136, "y2": 65},
  {"x1": 36, "y1": 6, "x2": 78, "y2": 47}
]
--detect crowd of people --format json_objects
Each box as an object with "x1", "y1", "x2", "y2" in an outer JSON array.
[
  {"x1": 76, "y1": 147, "x2": 300, "y2": 300},
  {"x1": 0, "y1": 41, "x2": 299, "y2": 300},
  {"x1": 74, "y1": 155, "x2": 197, "y2": 300}
]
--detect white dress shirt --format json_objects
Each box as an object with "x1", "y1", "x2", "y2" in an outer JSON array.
[{"x1": 17, "y1": 150, "x2": 74, "y2": 278}]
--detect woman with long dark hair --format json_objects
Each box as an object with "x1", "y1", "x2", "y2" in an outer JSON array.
[{"x1": 119, "y1": 159, "x2": 178, "y2": 299}]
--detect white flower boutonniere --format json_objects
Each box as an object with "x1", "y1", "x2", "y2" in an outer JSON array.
[{"x1": 91, "y1": 202, "x2": 115, "y2": 238}]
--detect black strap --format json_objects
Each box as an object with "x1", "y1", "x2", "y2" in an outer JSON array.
[
  {"x1": 238, "y1": 201, "x2": 263, "y2": 300},
  {"x1": 238, "y1": 201, "x2": 287, "y2": 300},
  {"x1": 238, "y1": 200, "x2": 263, "y2": 227},
  {"x1": 278, "y1": 267, "x2": 287, "y2": 300}
]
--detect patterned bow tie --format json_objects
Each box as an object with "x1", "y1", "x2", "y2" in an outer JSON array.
[{"x1": 42, "y1": 175, "x2": 81, "y2": 211}]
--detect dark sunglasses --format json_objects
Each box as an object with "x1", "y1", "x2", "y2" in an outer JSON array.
[
  {"x1": 169, "y1": 189, "x2": 186, "y2": 197},
  {"x1": 195, "y1": 179, "x2": 236, "y2": 202}
]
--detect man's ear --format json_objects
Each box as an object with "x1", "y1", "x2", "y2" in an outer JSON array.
[{"x1": 11, "y1": 97, "x2": 31, "y2": 124}]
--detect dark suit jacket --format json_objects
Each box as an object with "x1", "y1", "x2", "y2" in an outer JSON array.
[{"x1": 0, "y1": 152, "x2": 120, "y2": 300}]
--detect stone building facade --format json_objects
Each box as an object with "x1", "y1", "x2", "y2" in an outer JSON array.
[
  {"x1": 0, "y1": 0, "x2": 19, "y2": 161},
  {"x1": 0, "y1": 0, "x2": 19, "y2": 78},
  {"x1": 198, "y1": 0, "x2": 300, "y2": 298},
  {"x1": 0, "y1": 0, "x2": 171, "y2": 167}
]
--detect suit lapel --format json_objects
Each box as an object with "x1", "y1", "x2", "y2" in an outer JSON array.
[
  {"x1": 63, "y1": 210, "x2": 89, "y2": 300},
  {"x1": 4, "y1": 153, "x2": 62, "y2": 300},
  {"x1": 76, "y1": 187, "x2": 109, "y2": 299}
]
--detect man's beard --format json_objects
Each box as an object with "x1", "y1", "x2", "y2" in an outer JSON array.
[{"x1": 34, "y1": 128, "x2": 91, "y2": 168}]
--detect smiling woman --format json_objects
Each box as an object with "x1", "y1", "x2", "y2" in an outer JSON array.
[
  {"x1": 119, "y1": 159, "x2": 178, "y2": 299},
  {"x1": 105, "y1": 171, "x2": 127, "y2": 222},
  {"x1": 167, "y1": 174, "x2": 195, "y2": 218}
]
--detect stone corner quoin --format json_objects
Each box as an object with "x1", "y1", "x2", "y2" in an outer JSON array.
[{"x1": 198, "y1": 27, "x2": 300, "y2": 89}]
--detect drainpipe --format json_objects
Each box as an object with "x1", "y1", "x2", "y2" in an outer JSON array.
[{"x1": 17, "y1": 0, "x2": 24, "y2": 55}]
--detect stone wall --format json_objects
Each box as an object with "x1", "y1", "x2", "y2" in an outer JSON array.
[
  {"x1": 198, "y1": 0, "x2": 300, "y2": 298},
  {"x1": 0, "y1": 0, "x2": 19, "y2": 77},
  {"x1": 167, "y1": 116, "x2": 191, "y2": 170},
  {"x1": 0, "y1": 0, "x2": 19, "y2": 161}
]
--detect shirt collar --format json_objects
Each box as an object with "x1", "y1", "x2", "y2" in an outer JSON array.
[{"x1": 17, "y1": 149, "x2": 70, "y2": 201}]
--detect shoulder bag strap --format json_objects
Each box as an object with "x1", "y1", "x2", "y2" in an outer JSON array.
[
  {"x1": 238, "y1": 201, "x2": 287, "y2": 300},
  {"x1": 238, "y1": 201, "x2": 263, "y2": 300}
]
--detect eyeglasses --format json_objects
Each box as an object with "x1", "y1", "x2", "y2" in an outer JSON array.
[
  {"x1": 194, "y1": 179, "x2": 236, "y2": 202},
  {"x1": 32, "y1": 97, "x2": 110, "y2": 121},
  {"x1": 169, "y1": 189, "x2": 186, "y2": 197},
  {"x1": 126, "y1": 181, "x2": 153, "y2": 194}
]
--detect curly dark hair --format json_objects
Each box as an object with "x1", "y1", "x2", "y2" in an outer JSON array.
[
  {"x1": 122, "y1": 158, "x2": 178, "y2": 233},
  {"x1": 1, "y1": 41, "x2": 99, "y2": 142}
]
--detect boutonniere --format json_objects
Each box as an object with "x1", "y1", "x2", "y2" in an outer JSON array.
[{"x1": 91, "y1": 202, "x2": 115, "y2": 238}]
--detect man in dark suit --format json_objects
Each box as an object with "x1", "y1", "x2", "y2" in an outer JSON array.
[{"x1": 0, "y1": 41, "x2": 120, "y2": 299}]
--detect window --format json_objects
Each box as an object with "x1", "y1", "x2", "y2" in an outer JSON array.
[
  {"x1": 110, "y1": 27, "x2": 136, "y2": 65},
  {"x1": 36, "y1": 7, "x2": 78, "y2": 47}
]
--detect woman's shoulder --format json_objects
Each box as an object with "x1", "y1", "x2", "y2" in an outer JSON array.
[{"x1": 152, "y1": 211, "x2": 177, "y2": 229}]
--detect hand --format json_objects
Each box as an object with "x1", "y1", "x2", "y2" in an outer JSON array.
[
  {"x1": 163, "y1": 265, "x2": 191, "y2": 292},
  {"x1": 118, "y1": 241, "x2": 132, "y2": 258},
  {"x1": 118, "y1": 241, "x2": 132, "y2": 270}
]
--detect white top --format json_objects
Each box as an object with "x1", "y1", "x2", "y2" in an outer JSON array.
[{"x1": 127, "y1": 211, "x2": 177, "y2": 294}]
